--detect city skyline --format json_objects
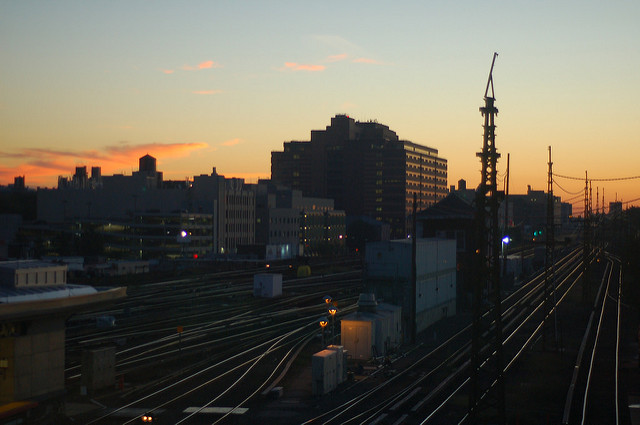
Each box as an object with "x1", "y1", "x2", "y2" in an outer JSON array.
[{"x1": 2, "y1": 1, "x2": 639, "y2": 212}]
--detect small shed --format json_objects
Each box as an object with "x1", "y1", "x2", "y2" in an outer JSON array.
[
  {"x1": 253, "y1": 273, "x2": 282, "y2": 298},
  {"x1": 312, "y1": 349, "x2": 337, "y2": 395},
  {"x1": 340, "y1": 294, "x2": 402, "y2": 361}
]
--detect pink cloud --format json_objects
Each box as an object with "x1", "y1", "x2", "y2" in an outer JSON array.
[
  {"x1": 284, "y1": 62, "x2": 326, "y2": 72},
  {"x1": 180, "y1": 60, "x2": 221, "y2": 71},
  {"x1": 198, "y1": 60, "x2": 220, "y2": 69},
  {"x1": 327, "y1": 53, "x2": 348, "y2": 62},
  {"x1": 105, "y1": 142, "x2": 208, "y2": 158},
  {"x1": 220, "y1": 138, "x2": 241, "y2": 147},
  {"x1": 162, "y1": 69, "x2": 175, "y2": 74},
  {"x1": 192, "y1": 90, "x2": 222, "y2": 95},
  {"x1": 1, "y1": 142, "x2": 209, "y2": 188}
]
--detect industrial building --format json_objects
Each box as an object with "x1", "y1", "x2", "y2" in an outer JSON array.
[
  {"x1": 0, "y1": 260, "x2": 125, "y2": 422},
  {"x1": 254, "y1": 180, "x2": 346, "y2": 258},
  {"x1": 271, "y1": 115, "x2": 447, "y2": 238},
  {"x1": 37, "y1": 159, "x2": 256, "y2": 258},
  {"x1": 364, "y1": 238, "x2": 456, "y2": 336}
]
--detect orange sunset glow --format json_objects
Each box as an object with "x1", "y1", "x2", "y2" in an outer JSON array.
[{"x1": 1, "y1": 2, "x2": 639, "y2": 209}]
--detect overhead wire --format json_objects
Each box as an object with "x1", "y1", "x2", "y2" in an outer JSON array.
[
  {"x1": 553, "y1": 178, "x2": 583, "y2": 196},
  {"x1": 553, "y1": 172, "x2": 640, "y2": 182}
]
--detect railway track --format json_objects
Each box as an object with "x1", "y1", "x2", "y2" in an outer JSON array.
[
  {"x1": 65, "y1": 267, "x2": 363, "y2": 423},
  {"x1": 302, "y1": 247, "x2": 588, "y2": 424}
]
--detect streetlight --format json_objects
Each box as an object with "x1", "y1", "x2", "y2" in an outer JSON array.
[
  {"x1": 502, "y1": 235, "x2": 511, "y2": 277},
  {"x1": 319, "y1": 316, "x2": 328, "y2": 347},
  {"x1": 328, "y1": 306, "x2": 338, "y2": 344},
  {"x1": 323, "y1": 295, "x2": 332, "y2": 304}
]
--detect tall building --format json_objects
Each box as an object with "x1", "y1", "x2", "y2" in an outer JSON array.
[{"x1": 271, "y1": 115, "x2": 447, "y2": 238}]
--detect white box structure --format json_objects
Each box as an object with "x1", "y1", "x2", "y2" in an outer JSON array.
[
  {"x1": 312, "y1": 349, "x2": 337, "y2": 395},
  {"x1": 253, "y1": 273, "x2": 282, "y2": 298},
  {"x1": 340, "y1": 300, "x2": 402, "y2": 361},
  {"x1": 326, "y1": 345, "x2": 346, "y2": 384},
  {"x1": 365, "y1": 238, "x2": 457, "y2": 334}
]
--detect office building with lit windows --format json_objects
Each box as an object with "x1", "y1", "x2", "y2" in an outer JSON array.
[
  {"x1": 36, "y1": 158, "x2": 254, "y2": 258},
  {"x1": 271, "y1": 115, "x2": 447, "y2": 238},
  {"x1": 254, "y1": 180, "x2": 346, "y2": 258}
]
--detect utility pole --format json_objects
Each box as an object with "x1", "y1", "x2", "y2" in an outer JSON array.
[
  {"x1": 411, "y1": 192, "x2": 417, "y2": 344},
  {"x1": 469, "y1": 52, "x2": 505, "y2": 425},
  {"x1": 502, "y1": 153, "x2": 510, "y2": 279},
  {"x1": 582, "y1": 172, "x2": 591, "y2": 302},
  {"x1": 543, "y1": 146, "x2": 556, "y2": 350}
]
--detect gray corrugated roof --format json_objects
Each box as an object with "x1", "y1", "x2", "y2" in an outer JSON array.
[
  {"x1": 0, "y1": 284, "x2": 97, "y2": 304},
  {"x1": 0, "y1": 260, "x2": 66, "y2": 270}
]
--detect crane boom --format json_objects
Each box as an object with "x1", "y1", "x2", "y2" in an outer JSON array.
[{"x1": 484, "y1": 52, "x2": 499, "y2": 99}]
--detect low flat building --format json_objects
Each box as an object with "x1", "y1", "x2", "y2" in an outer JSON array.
[{"x1": 0, "y1": 260, "x2": 126, "y2": 423}]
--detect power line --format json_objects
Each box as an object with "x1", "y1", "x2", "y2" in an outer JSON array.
[
  {"x1": 552, "y1": 178, "x2": 583, "y2": 195},
  {"x1": 553, "y1": 172, "x2": 640, "y2": 182},
  {"x1": 622, "y1": 197, "x2": 640, "y2": 206},
  {"x1": 564, "y1": 193, "x2": 584, "y2": 203}
]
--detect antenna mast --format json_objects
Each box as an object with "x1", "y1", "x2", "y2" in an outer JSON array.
[{"x1": 469, "y1": 52, "x2": 505, "y2": 425}]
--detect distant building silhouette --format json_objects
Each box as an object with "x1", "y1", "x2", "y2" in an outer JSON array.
[
  {"x1": 609, "y1": 201, "x2": 623, "y2": 215},
  {"x1": 13, "y1": 176, "x2": 25, "y2": 191},
  {"x1": 38, "y1": 159, "x2": 255, "y2": 257},
  {"x1": 73, "y1": 166, "x2": 88, "y2": 189},
  {"x1": 138, "y1": 154, "x2": 156, "y2": 174},
  {"x1": 271, "y1": 115, "x2": 448, "y2": 238}
]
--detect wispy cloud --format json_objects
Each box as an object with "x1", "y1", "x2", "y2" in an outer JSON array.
[
  {"x1": 192, "y1": 90, "x2": 222, "y2": 95},
  {"x1": 283, "y1": 62, "x2": 326, "y2": 72},
  {"x1": 327, "y1": 53, "x2": 348, "y2": 63},
  {"x1": 353, "y1": 57, "x2": 383, "y2": 64},
  {"x1": 162, "y1": 69, "x2": 175, "y2": 74},
  {"x1": 2, "y1": 142, "x2": 209, "y2": 188},
  {"x1": 220, "y1": 138, "x2": 242, "y2": 147},
  {"x1": 105, "y1": 142, "x2": 208, "y2": 157},
  {"x1": 198, "y1": 60, "x2": 220, "y2": 69},
  {"x1": 180, "y1": 60, "x2": 222, "y2": 71}
]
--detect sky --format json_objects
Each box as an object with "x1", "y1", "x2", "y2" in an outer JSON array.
[{"x1": 2, "y1": 1, "x2": 639, "y2": 213}]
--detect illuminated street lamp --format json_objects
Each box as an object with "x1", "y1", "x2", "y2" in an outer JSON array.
[
  {"x1": 319, "y1": 316, "x2": 328, "y2": 346},
  {"x1": 328, "y1": 306, "x2": 338, "y2": 343},
  {"x1": 177, "y1": 229, "x2": 191, "y2": 257},
  {"x1": 502, "y1": 235, "x2": 511, "y2": 277},
  {"x1": 323, "y1": 295, "x2": 332, "y2": 304}
]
